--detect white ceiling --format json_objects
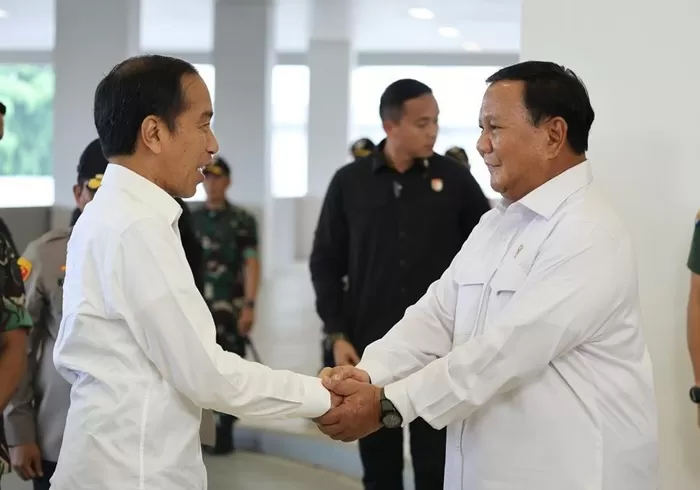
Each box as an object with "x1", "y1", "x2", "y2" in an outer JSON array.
[{"x1": 0, "y1": 0, "x2": 520, "y2": 53}]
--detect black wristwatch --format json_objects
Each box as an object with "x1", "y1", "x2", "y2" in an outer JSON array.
[
  {"x1": 243, "y1": 299, "x2": 255, "y2": 309},
  {"x1": 379, "y1": 388, "x2": 403, "y2": 429},
  {"x1": 689, "y1": 386, "x2": 700, "y2": 404}
]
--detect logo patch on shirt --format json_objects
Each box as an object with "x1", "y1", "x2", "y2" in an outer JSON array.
[
  {"x1": 17, "y1": 257, "x2": 32, "y2": 282},
  {"x1": 696, "y1": 209, "x2": 700, "y2": 225},
  {"x1": 431, "y1": 178, "x2": 443, "y2": 192}
]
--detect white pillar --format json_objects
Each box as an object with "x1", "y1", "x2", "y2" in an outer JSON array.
[
  {"x1": 298, "y1": 0, "x2": 356, "y2": 259},
  {"x1": 213, "y1": 0, "x2": 275, "y2": 278},
  {"x1": 52, "y1": 0, "x2": 140, "y2": 228},
  {"x1": 520, "y1": 0, "x2": 700, "y2": 488}
]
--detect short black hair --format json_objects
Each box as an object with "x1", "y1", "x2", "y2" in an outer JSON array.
[
  {"x1": 0, "y1": 102, "x2": 6, "y2": 115},
  {"x1": 94, "y1": 55, "x2": 199, "y2": 158},
  {"x1": 379, "y1": 79, "x2": 433, "y2": 121},
  {"x1": 486, "y1": 61, "x2": 594, "y2": 154}
]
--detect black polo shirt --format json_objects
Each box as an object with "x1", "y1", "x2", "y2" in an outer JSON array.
[{"x1": 309, "y1": 141, "x2": 491, "y2": 352}]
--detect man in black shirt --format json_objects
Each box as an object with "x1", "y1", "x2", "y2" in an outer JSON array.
[{"x1": 310, "y1": 79, "x2": 490, "y2": 490}]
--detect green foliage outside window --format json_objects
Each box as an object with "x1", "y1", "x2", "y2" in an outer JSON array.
[{"x1": 0, "y1": 65, "x2": 54, "y2": 176}]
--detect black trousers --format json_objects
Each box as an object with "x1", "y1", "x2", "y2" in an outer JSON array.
[
  {"x1": 358, "y1": 418, "x2": 446, "y2": 490},
  {"x1": 32, "y1": 460, "x2": 57, "y2": 490}
]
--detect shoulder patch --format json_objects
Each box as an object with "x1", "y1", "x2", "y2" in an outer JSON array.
[
  {"x1": 696, "y1": 209, "x2": 700, "y2": 224},
  {"x1": 17, "y1": 256, "x2": 32, "y2": 282}
]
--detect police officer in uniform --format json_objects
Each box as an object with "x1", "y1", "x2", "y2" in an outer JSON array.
[
  {"x1": 3, "y1": 139, "x2": 107, "y2": 490},
  {"x1": 445, "y1": 145, "x2": 470, "y2": 170},
  {"x1": 190, "y1": 157, "x2": 260, "y2": 455}
]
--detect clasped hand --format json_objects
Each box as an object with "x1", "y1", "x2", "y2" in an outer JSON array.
[{"x1": 314, "y1": 366, "x2": 382, "y2": 442}]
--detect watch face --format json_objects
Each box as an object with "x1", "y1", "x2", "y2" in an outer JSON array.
[{"x1": 382, "y1": 413, "x2": 402, "y2": 429}]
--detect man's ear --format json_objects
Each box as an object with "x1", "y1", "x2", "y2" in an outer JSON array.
[
  {"x1": 544, "y1": 116, "x2": 568, "y2": 159},
  {"x1": 141, "y1": 115, "x2": 165, "y2": 154}
]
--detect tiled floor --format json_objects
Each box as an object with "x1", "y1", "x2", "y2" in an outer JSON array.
[{"x1": 1, "y1": 452, "x2": 362, "y2": 490}]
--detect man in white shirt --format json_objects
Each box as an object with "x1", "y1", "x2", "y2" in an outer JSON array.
[
  {"x1": 51, "y1": 55, "x2": 338, "y2": 490},
  {"x1": 316, "y1": 61, "x2": 659, "y2": 490}
]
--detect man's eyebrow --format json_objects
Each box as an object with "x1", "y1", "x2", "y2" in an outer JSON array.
[{"x1": 200, "y1": 110, "x2": 214, "y2": 121}]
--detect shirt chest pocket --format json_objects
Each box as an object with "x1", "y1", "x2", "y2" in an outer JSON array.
[
  {"x1": 453, "y1": 266, "x2": 486, "y2": 345},
  {"x1": 487, "y1": 262, "x2": 527, "y2": 324},
  {"x1": 452, "y1": 261, "x2": 527, "y2": 345}
]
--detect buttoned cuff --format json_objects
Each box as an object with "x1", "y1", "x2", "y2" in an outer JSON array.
[
  {"x1": 383, "y1": 378, "x2": 418, "y2": 428},
  {"x1": 355, "y1": 359, "x2": 394, "y2": 387},
  {"x1": 298, "y1": 376, "x2": 332, "y2": 419}
]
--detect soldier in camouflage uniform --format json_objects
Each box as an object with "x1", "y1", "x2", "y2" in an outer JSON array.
[
  {"x1": 190, "y1": 157, "x2": 260, "y2": 455},
  {"x1": 0, "y1": 219, "x2": 32, "y2": 487}
]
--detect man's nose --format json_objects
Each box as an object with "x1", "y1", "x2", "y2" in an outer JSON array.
[
  {"x1": 208, "y1": 131, "x2": 220, "y2": 156},
  {"x1": 476, "y1": 133, "x2": 491, "y2": 157}
]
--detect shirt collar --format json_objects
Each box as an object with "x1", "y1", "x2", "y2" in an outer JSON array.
[
  {"x1": 372, "y1": 139, "x2": 430, "y2": 174},
  {"x1": 499, "y1": 160, "x2": 593, "y2": 220},
  {"x1": 100, "y1": 163, "x2": 182, "y2": 226}
]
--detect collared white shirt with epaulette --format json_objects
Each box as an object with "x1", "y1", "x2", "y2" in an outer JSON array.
[{"x1": 357, "y1": 161, "x2": 659, "y2": 490}]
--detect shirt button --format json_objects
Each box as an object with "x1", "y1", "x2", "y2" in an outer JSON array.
[
  {"x1": 399, "y1": 259, "x2": 407, "y2": 268},
  {"x1": 400, "y1": 287, "x2": 406, "y2": 294},
  {"x1": 399, "y1": 231, "x2": 406, "y2": 239}
]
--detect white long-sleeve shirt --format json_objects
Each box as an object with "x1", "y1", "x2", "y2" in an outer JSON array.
[
  {"x1": 52, "y1": 164, "x2": 331, "y2": 490},
  {"x1": 357, "y1": 161, "x2": 658, "y2": 490}
]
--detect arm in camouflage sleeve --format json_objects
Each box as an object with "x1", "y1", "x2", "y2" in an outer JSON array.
[
  {"x1": 241, "y1": 212, "x2": 260, "y2": 304},
  {"x1": 0, "y1": 228, "x2": 32, "y2": 413},
  {"x1": 4, "y1": 241, "x2": 44, "y2": 445}
]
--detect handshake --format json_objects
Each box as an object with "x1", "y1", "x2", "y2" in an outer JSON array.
[{"x1": 313, "y1": 365, "x2": 384, "y2": 442}]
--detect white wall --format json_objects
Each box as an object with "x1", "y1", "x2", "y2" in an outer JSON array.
[{"x1": 521, "y1": 0, "x2": 700, "y2": 488}]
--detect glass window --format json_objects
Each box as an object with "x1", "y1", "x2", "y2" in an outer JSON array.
[
  {"x1": 271, "y1": 65, "x2": 309, "y2": 198},
  {"x1": 187, "y1": 64, "x2": 309, "y2": 201},
  {"x1": 350, "y1": 65, "x2": 502, "y2": 199},
  {"x1": 0, "y1": 64, "x2": 55, "y2": 207}
]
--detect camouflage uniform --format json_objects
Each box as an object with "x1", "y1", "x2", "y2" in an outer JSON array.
[
  {"x1": 191, "y1": 202, "x2": 258, "y2": 356},
  {"x1": 190, "y1": 202, "x2": 258, "y2": 454},
  {"x1": 0, "y1": 222, "x2": 32, "y2": 478}
]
